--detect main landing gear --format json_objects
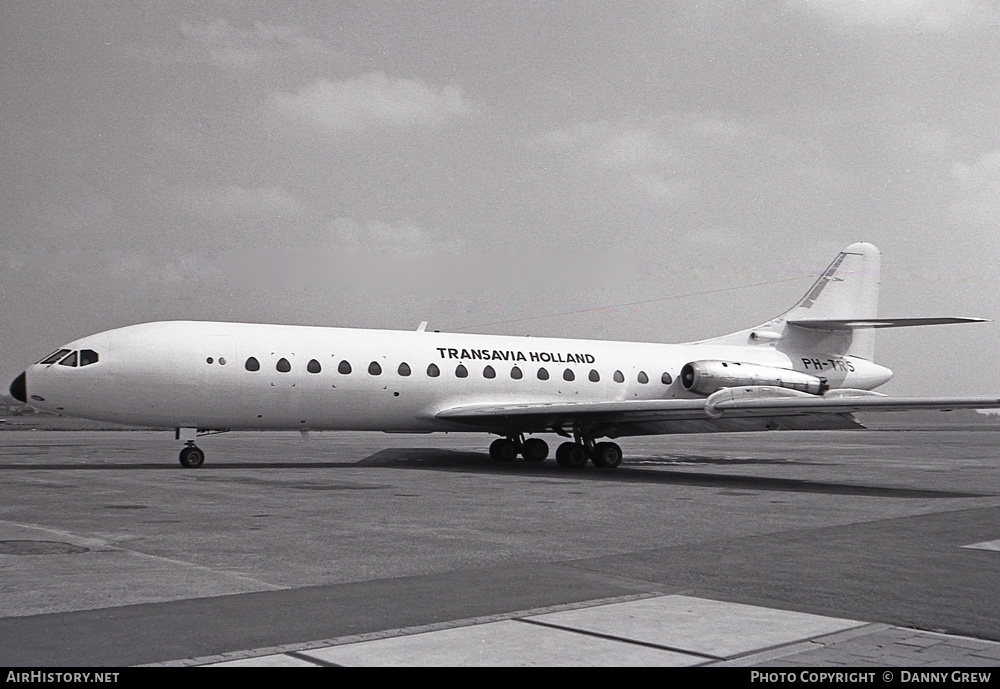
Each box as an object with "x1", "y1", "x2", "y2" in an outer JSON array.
[
  {"x1": 489, "y1": 436, "x2": 549, "y2": 462},
  {"x1": 555, "y1": 440, "x2": 622, "y2": 469},
  {"x1": 489, "y1": 435, "x2": 623, "y2": 469}
]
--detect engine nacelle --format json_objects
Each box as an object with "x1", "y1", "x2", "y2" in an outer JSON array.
[{"x1": 680, "y1": 360, "x2": 827, "y2": 396}]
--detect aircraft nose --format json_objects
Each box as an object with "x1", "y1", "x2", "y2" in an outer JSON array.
[{"x1": 9, "y1": 371, "x2": 26, "y2": 403}]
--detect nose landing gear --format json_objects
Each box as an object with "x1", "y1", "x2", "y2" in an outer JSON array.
[
  {"x1": 179, "y1": 443, "x2": 205, "y2": 468},
  {"x1": 175, "y1": 428, "x2": 227, "y2": 468}
]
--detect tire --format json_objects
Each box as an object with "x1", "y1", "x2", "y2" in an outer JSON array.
[
  {"x1": 179, "y1": 446, "x2": 205, "y2": 469},
  {"x1": 591, "y1": 442, "x2": 623, "y2": 469},
  {"x1": 489, "y1": 438, "x2": 518, "y2": 462},
  {"x1": 521, "y1": 438, "x2": 549, "y2": 462},
  {"x1": 555, "y1": 442, "x2": 587, "y2": 468}
]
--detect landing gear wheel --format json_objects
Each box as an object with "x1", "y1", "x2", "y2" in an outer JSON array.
[
  {"x1": 591, "y1": 442, "x2": 623, "y2": 469},
  {"x1": 555, "y1": 442, "x2": 588, "y2": 468},
  {"x1": 179, "y1": 445, "x2": 205, "y2": 469},
  {"x1": 521, "y1": 438, "x2": 549, "y2": 462},
  {"x1": 489, "y1": 438, "x2": 518, "y2": 462}
]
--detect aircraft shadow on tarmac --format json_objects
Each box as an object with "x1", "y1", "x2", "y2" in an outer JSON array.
[
  {"x1": 0, "y1": 448, "x2": 986, "y2": 499},
  {"x1": 352, "y1": 448, "x2": 985, "y2": 499}
]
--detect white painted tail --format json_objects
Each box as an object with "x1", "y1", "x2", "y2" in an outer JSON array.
[
  {"x1": 698, "y1": 242, "x2": 986, "y2": 360},
  {"x1": 697, "y1": 243, "x2": 882, "y2": 359}
]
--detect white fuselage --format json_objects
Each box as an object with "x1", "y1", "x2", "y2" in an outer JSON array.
[{"x1": 22, "y1": 320, "x2": 893, "y2": 432}]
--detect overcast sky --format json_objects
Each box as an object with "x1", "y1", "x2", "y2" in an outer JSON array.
[{"x1": 2, "y1": 1, "x2": 999, "y2": 397}]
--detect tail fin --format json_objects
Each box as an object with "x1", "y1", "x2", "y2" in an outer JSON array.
[
  {"x1": 697, "y1": 242, "x2": 882, "y2": 358},
  {"x1": 697, "y1": 242, "x2": 986, "y2": 359}
]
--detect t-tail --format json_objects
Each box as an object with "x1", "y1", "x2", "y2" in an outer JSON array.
[{"x1": 696, "y1": 241, "x2": 987, "y2": 360}]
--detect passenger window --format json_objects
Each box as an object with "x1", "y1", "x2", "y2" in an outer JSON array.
[
  {"x1": 427, "y1": 363, "x2": 440, "y2": 377},
  {"x1": 307, "y1": 359, "x2": 322, "y2": 374},
  {"x1": 638, "y1": 371, "x2": 649, "y2": 384},
  {"x1": 398, "y1": 362, "x2": 411, "y2": 376},
  {"x1": 613, "y1": 370, "x2": 625, "y2": 383},
  {"x1": 511, "y1": 366, "x2": 523, "y2": 380},
  {"x1": 456, "y1": 364, "x2": 468, "y2": 378},
  {"x1": 589, "y1": 369, "x2": 600, "y2": 382},
  {"x1": 58, "y1": 351, "x2": 78, "y2": 367},
  {"x1": 79, "y1": 350, "x2": 99, "y2": 367},
  {"x1": 368, "y1": 361, "x2": 382, "y2": 375},
  {"x1": 563, "y1": 368, "x2": 575, "y2": 381},
  {"x1": 245, "y1": 357, "x2": 260, "y2": 371},
  {"x1": 483, "y1": 365, "x2": 496, "y2": 379},
  {"x1": 338, "y1": 360, "x2": 352, "y2": 375},
  {"x1": 661, "y1": 372, "x2": 673, "y2": 385},
  {"x1": 277, "y1": 358, "x2": 291, "y2": 373},
  {"x1": 38, "y1": 349, "x2": 70, "y2": 365},
  {"x1": 537, "y1": 367, "x2": 549, "y2": 380}
]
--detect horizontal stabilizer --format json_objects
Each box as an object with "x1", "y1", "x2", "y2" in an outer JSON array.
[{"x1": 788, "y1": 317, "x2": 988, "y2": 331}]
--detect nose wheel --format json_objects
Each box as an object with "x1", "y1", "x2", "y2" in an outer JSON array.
[{"x1": 179, "y1": 443, "x2": 205, "y2": 469}]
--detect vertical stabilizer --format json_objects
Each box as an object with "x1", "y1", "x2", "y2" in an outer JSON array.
[
  {"x1": 783, "y1": 242, "x2": 881, "y2": 322},
  {"x1": 780, "y1": 242, "x2": 880, "y2": 359},
  {"x1": 694, "y1": 242, "x2": 882, "y2": 359}
]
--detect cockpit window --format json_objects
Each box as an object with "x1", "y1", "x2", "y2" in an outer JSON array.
[
  {"x1": 58, "y1": 351, "x2": 78, "y2": 367},
  {"x1": 38, "y1": 349, "x2": 71, "y2": 365},
  {"x1": 79, "y1": 350, "x2": 99, "y2": 367}
]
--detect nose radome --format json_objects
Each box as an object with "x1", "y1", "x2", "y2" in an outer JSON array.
[{"x1": 9, "y1": 371, "x2": 26, "y2": 403}]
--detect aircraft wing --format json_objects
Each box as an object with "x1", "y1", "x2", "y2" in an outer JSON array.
[{"x1": 434, "y1": 388, "x2": 1000, "y2": 437}]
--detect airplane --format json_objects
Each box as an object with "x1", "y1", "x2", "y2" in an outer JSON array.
[{"x1": 9, "y1": 242, "x2": 1000, "y2": 469}]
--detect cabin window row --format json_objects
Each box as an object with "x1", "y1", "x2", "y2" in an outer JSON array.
[{"x1": 241, "y1": 356, "x2": 673, "y2": 385}]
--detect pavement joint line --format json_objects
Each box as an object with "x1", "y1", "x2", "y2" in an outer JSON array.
[
  {"x1": 178, "y1": 593, "x2": 894, "y2": 668},
  {"x1": 0, "y1": 518, "x2": 286, "y2": 593},
  {"x1": 286, "y1": 651, "x2": 338, "y2": 667},
  {"x1": 151, "y1": 591, "x2": 666, "y2": 667},
  {"x1": 709, "y1": 640, "x2": 824, "y2": 667},
  {"x1": 514, "y1": 616, "x2": 725, "y2": 661},
  {"x1": 710, "y1": 623, "x2": 889, "y2": 667},
  {"x1": 895, "y1": 627, "x2": 1000, "y2": 646},
  {"x1": 808, "y1": 622, "x2": 893, "y2": 645}
]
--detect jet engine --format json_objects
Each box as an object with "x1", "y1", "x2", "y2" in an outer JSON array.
[{"x1": 680, "y1": 360, "x2": 827, "y2": 396}]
